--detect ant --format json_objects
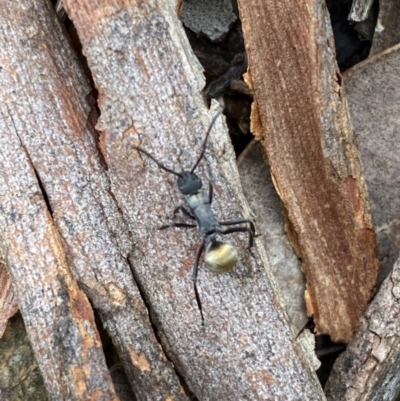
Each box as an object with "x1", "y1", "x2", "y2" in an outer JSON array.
[{"x1": 133, "y1": 109, "x2": 255, "y2": 324}]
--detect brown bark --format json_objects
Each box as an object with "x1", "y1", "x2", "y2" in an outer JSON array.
[
  {"x1": 0, "y1": 0, "x2": 185, "y2": 400},
  {"x1": 237, "y1": 0, "x2": 379, "y2": 343},
  {"x1": 63, "y1": 0, "x2": 325, "y2": 399}
]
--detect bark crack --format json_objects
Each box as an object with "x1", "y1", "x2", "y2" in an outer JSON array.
[{"x1": 125, "y1": 255, "x2": 198, "y2": 401}]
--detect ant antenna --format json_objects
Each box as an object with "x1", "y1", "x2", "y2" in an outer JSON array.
[
  {"x1": 133, "y1": 146, "x2": 182, "y2": 178},
  {"x1": 134, "y1": 107, "x2": 223, "y2": 177},
  {"x1": 190, "y1": 108, "x2": 223, "y2": 174}
]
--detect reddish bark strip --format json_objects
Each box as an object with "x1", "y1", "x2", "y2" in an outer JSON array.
[{"x1": 237, "y1": 0, "x2": 379, "y2": 342}]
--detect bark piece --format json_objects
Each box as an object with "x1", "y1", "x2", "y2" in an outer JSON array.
[
  {"x1": 238, "y1": 141, "x2": 307, "y2": 332},
  {"x1": 64, "y1": 0, "x2": 326, "y2": 399},
  {"x1": 344, "y1": 44, "x2": 400, "y2": 285},
  {"x1": 325, "y1": 255, "x2": 400, "y2": 400},
  {"x1": 370, "y1": 0, "x2": 400, "y2": 55},
  {"x1": 349, "y1": 0, "x2": 374, "y2": 22},
  {"x1": 0, "y1": 263, "x2": 17, "y2": 338},
  {"x1": 237, "y1": 0, "x2": 379, "y2": 343},
  {"x1": 0, "y1": 0, "x2": 185, "y2": 399},
  {"x1": 0, "y1": 113, "x2": 116, "y2": 400},
  {"x1": 181, "y1": 0, "x2": 237, "y2": 42}
]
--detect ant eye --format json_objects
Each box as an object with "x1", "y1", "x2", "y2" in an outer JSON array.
[{"x1": 205, "y1": 242, "x2": 238, "y2": 273}]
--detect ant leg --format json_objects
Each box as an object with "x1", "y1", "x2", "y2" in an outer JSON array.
[
  {"x1": 161, "y1": 207, "x2": 196, "y2": 229},
  {"x1": 159, "y1": 223, "x2": 196, "y2": 230},
  {"x1": 191, "y1": 242, "x2": 205, "y2": 325},
  {"x1": 174, "y1": 205, "x2": 195, "y2": 220},
  {"x1": 208, "y1": 182, "x2": 213, "y2": 203},
  {"x1": 220, "y1": 226, "x2": 254, "y2": 248},
  {"x1": 220, "y1": 219, "x2": 255, "y2": 235}
]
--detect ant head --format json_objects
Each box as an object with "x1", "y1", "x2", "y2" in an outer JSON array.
[{"x1": 177, "y1": 171, "x2": 202, "y2": 195}]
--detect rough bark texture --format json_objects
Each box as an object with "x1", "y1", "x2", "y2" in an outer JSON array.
[
  {"x1": 0, "y1": 3, "x2": 118, "y2": 398},
  {"x1": 237, "y1": 0, "x2": 379, "y2": 343},
  {"x1": 63, "y1": 0, "x2": 326, "y2": 399},
  {"x1": 0, "y1": 0, "x2": 185, "y2": 400},
  {"x1": 325, "y1": 255, "x2": 400, "y2": 400},
  {"x1": 0, "y1": 109, "x2": 116, "y2": 401}
]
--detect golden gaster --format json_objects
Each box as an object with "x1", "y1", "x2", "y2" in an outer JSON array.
[{"x1": 205, "y1": 241, "x2": 238, "y2": 273}]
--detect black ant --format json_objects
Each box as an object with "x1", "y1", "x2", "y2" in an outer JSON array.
[{"x1": 133, "y1": 110, "x2": 255, "y2": 324}]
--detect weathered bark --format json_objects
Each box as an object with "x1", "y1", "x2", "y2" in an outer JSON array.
[
  {"x1": 325, "y1": 255, "x2": 400, "y2": 400},
  {"x1": 0, "y1": 3, "x2": 117, "y2": 399},
  {"x1": 0, "y1": 113, "x2": 116, "y2": 401},
  {"x1": 0, "y1": 0, "x2": 185, "y2": 400},
  {"x1": 63, "y1": 0, "x2": 326, "y2": 399},
  {"x1": 0, "y1": 263, "x2": 17, "y2": 338},
  {"x1": 237, "y1": 0, "x2": 379, "y2": 343}
]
